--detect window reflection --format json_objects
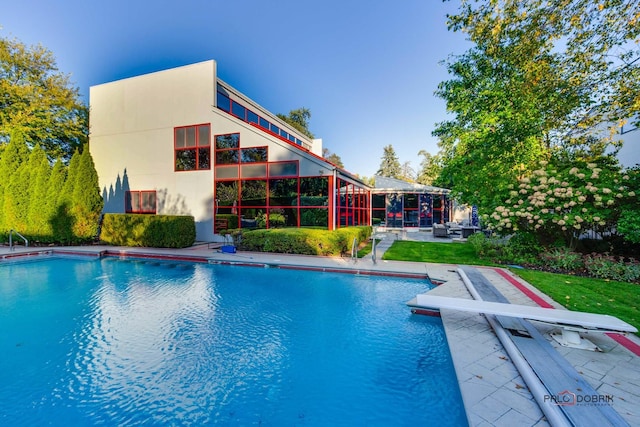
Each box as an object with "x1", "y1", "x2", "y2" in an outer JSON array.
[{"x1": 174, "y1": 124, "x2": 211, "y2": 171}]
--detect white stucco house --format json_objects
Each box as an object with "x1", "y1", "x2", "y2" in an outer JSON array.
[{"x1": 89, "y1": 60, "x2": 371, "y2": 242}]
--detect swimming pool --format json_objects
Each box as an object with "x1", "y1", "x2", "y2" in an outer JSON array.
[{"x1": 0, "y1": 256, "x2": 467, "y2": 426}]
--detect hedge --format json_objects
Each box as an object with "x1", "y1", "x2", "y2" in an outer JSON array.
[
  {"x1": 100, "y1": 214, "x2": 196, "y2": 248},
  {"x1": 237, "y1": 226, "x2": 372, "y2": 256}
]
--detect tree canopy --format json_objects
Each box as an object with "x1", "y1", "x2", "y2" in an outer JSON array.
[
  {"x1": 376, "y1": 145, "x2": 402, "y2": 179},
  {"x1": 322, "y1": 147, "x2": 344, "y2": 168},
  {"x1": 434, "y1": 0, "x2": 640, "y2": 209},
  {"x1": 416, "y1": 150, "x2": 443, "y2": 186},
  {"x1": 277, "y1": 107, "x2": 314, "y2": 139},
  {"x1": 0, "y1": 36, "x2": 88, "y2": 160}
]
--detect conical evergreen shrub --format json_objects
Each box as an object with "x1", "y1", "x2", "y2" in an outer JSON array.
[
  {"x1": 71, "y1": 146, "x2": 104, "y2": 241},
  {"x1": 26, "y1": 144, "x2": 52, "y2": 240},
  {"x1": 1, "y1": 130, "x2": 31, "y2": 235},
  {"x1": 46, "y1": 159, "x2": 69, "y2": 243}
]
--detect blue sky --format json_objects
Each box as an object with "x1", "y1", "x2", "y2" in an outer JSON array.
[
  {"x1": 4, "y1": 1, "x2": 637, "y2": 175},
  {"x1": 1, "y1": 0, "x2": 470, "y2": 178}
]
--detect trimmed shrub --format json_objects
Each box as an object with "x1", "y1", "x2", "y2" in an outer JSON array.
[
  {"x1": 237, "y1": 226, "x2": 372, "y2": 256},
  {"x1": 100, "y1": 214, "x2": 195, "y2": 248}
]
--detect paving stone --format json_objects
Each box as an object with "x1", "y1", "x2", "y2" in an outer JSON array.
[
  {"x1": 493, "y1": 408, "x2": 541, "y2": 427},
  {"x1": 459, "y1": 382, "x2": 498, "y2": 407},
  {"x1": 490, "y1": 387, "x2": 542, "y2": 419},
  {"x1": 471, "y1": 394, "x2": 514, "y2": 423}
]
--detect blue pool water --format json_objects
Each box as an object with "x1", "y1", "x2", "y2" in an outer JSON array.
[{"x1": 0, "y1": 257, "x2": 467, "y2": 426}]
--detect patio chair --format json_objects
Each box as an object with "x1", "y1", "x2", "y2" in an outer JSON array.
[{"x1": 433, "y1": 223, "x2": 449, "y2": 238}]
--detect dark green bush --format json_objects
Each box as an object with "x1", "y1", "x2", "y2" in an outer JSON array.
[
  {"x1": 100, "y1": 214, "x2": 195, "y2": 248},
  {"x1": 237, "y1": 226, "x2": 372, "y2": 256},
  {"x1": 502, "y1": 232, "x2": 543, "y2": 265},
  {"x1": 467, "y1": 233, "x2": 502, "y2": 259},
  {"x1": 583, "y1": 254, "x2": 640, "y2": 282},
  {"x1": 538, "y1": 247, "x2": 584, "y2": 271}
]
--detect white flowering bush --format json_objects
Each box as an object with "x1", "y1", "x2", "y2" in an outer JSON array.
[{"x1": 482, "y1": 160, "x2": 634, "y2": 248}]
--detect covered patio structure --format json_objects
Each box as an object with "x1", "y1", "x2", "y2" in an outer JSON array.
[{"x1": 371, "y1": 176, "x2": 453, "y2": 229}]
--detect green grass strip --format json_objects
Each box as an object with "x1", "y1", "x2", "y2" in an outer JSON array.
[
  {"x1": 512, "y1": 269, "x2": 640, "y2": 335},
  {"x1": 382, "y1": 240, "x2": 497, "y2": 266}
]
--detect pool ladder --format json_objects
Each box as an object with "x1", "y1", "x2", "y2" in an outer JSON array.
[
  {"x1": 351, "y1": 238, "x2": 358, "y2": 263},
  {"x1": 9, "y1": 229, "x2": 28, "y2": 251},
  {"x1": 371, "y1": 235, "x2": 377, "y2": 264}
]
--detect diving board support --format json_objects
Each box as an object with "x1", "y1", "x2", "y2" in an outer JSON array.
[{"x1": 408, "y1": 294, "x2": 637, "y2": 351}]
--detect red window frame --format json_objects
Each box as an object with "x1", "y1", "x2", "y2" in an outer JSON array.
[
  {"x1": 174, "y1": 123, "x2": 211, "y2": 171},
  {"x1": 126, "y1": 190, "x2": 157, "y2": 214}
]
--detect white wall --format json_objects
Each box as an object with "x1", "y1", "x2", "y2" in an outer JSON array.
[
  {"x1": 90, "y1": 60, "x2": 339, "y2": 242},
  {"x1": 617, "y1": 128, "x2": 640, "y2": 169},
  {"x1": 90, "y1": 60, "x2": 217, "y2": 240}
]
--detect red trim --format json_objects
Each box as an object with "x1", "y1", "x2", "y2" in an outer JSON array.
[
  {"x1": 174, "y1": 124, "x2": 211, "y2": 172},
  {"x1": 491, "y1": 268, "x2": 555, "y2": 308},
  {"x1": 606, "y1": 333, "x2": 640, "y2": 356},
  {"x1": 491, "y1": 267, "x2": 640, "y2": 356},
  {"x1": 328, "y1": 175, "x2": 335, "y2": 230},
  {"x1": 208, "y1": 261, "x2": 265, "y2": 268},
  {"x1": 412, "y1": 308, "x2": 442, "y2": 317},
  {"x1": 278, "y1": 264, "x2": 430, "y2": 279},
  {"x1": 103, "y1": 250, "x2": 209, "y2": 263},
  {"x1": 218, "y1": 89, "x2": 372, "y2": 183},
  {"x1": 1, "y1": 250, "x2": 53, "y2": 260},
  {"x1": 53, "y1": 250, "x2": 103, "y2": 257},
  {"x1": 126, "y1": 190, "x2": 157, "y2": 214}
]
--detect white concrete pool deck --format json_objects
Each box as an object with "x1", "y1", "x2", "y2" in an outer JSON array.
[{"x1": 2, "y1": 232, "x2": 639, "y2": 426}]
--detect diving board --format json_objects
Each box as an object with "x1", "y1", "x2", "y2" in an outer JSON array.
[{"x1": 408, "y1": 294, "x2": 637, "y2": 334}]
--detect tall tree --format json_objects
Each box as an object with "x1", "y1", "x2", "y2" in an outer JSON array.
[
  {"x1": 71, "y1": 146, "x2": 104, "y2": 240},
  {"x1": 435, "y1": 0, "x2": 640, "y2": 210},
  {"x1": 400, "y1": 161, "x2": 415, "y2": 182},
  {"x1": 277, "y1": 107, "x2": 314, "y2": 139},
  {"x1": 416, "y1": 150, "x2": 442, "y2": 186},
  {"x1": 376, "y1": 145, "x2": 402, "y2": 179},
  {"x1": 322, "y1": 148, "x2": 344, "y2": 168},
  {"x1": 26, "y1": 144, "x2": 51, "y2": 237},
  {"x1": 45, "y1": 159, "x2": 67, "y2": 242},
  {"x1": 0, "y1": 129, "x2": 30, "y2": 233},
  {"x1": 55, "y1": 149, "x2": 81, "y2": 242},
  {"x1": 0, "y1": 36, "x2": 88, "y2": 160}
]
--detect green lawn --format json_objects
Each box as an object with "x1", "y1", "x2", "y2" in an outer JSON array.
[
  {"x1": 356, "y1": 239, "x2": 381, "y2": 258},
  {"x1": 382, "y1": 240, "x2": 497, "y2": 266},
  {"x1": 383, "y1": 240, "x2": 640, "y2": 334},
  {"x1": 512, "y1": 269, "x2": 639, "y2": 334}
]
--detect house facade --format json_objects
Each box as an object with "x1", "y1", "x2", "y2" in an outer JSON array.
[{"x1": 90, "y1": 60, "x2": 370, "y2": 242}]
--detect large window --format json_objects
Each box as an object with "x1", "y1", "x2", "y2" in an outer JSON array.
[
  {"x1": 300, "y1": 177, "x2": 328, "y2": 227},
  {"x1": 126, "y1": 191, "x2": 157, "y2": 213},
  {"x1": 404, "y1": 193, "x2": 419, "y2": 227},
  {"x1": 215, "y1": 133, "x2": 269, "y2": 180},
  {"x1": 269, "y1": 178, "x2": 298, "y2": 206},
  {"x1": 336, "y1": 179, "x2": 369, "y2": 227},
  {"x1": 241, "y1": 180, "x2": 267, "y2": 206},
  {"x1": 175, "y1": 124, "x2": 210, "y2": 171},
  {"x1": 216, "y1": 86, "x2": 307, "y2": 148},
  {"x1": 214, "y1": 175, "x2": 331, "y2": 230}
]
